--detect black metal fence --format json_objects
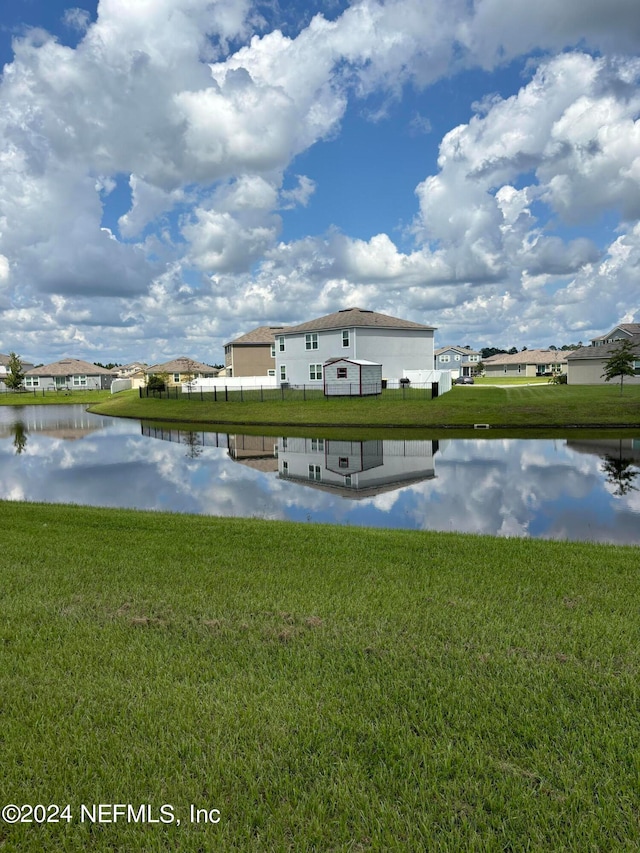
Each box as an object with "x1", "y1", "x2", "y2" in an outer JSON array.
[{"x1": 139, "y1": 383, "x2": 436, "y2": 402}]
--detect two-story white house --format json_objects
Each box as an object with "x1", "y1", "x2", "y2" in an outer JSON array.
[{"x1": 274, "y1": 307, "x2": 436, "y2": 387}]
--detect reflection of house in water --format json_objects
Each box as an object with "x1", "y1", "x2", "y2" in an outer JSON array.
[
  {"x1": 277, "y1": 437, "x2": 440, "y2": 498},
  {"x1": 140, "y1": 426, "x2": 279, "y2": 470},
  {"x1": 567, "y1": 438, "x2": 640, "y2": 464},
  {"x1": 227, "y1": 434, "x2": 279, "y2": 472},
  {"x1": 568, "y1": 438, "x2": 640, "y2": 497},
  {"x1": 0, "y1": 410, "x2": 107, "y2": 441}
]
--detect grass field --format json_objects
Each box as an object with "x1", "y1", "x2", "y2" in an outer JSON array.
[
  {"x1": 1, "y1": 500, "x2": 640, "y2": 852},
  {"x1": 0, "y1": 389, "x2": 111, "y2": 406},
  {"x1": 84, "y1": 384, "x2": 640, "y2": 432}
]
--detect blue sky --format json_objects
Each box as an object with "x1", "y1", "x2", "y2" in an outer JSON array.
[{"x1": 1, "y1": 0, "x2": 639, "y2": 365}]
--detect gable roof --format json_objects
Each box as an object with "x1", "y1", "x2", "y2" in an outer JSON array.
[
  {"x1": 434, "y1": 346, "x2": 480, "y2": 357},
  {"x1": 592, "y1": 323, "x2": 640, "y2": 343},
  {"x1": 282, "y1": 307, "x2": 435, "y2": 334},
  {"x1": 225, "y1": 325, "x2": 290, "y2": 346},
  {"x1": 567, "y1": 335, "x2": 640, "y2": 360},
  {"x1": 146, "y1": 357, "x2": 218, "y2": 374},
  {"x1": 483, "y1": 349, "x2": 568, "y2": 366},
  {"x1": 26, "y1": 358, "x2": 114, "y2": 377}
]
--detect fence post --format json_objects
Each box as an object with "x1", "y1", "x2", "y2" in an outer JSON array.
[
  {"x1": 260, "y1": 385, "x2": 263, "y2": 402},
  {"x1": 214, "y1": 386, "x2": 217, "y2": 402},
  {"x1": 240, "y1": 386, "x2": 243, "y2": 402},
  {"x1": 303, "y1": 384, "x2": 306, "y2": 401},
  {"x1": 225, "y1": 386, "x2": 228, "y2": 402}
]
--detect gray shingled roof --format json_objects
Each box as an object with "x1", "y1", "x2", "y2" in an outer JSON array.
[
  {"x1": 283, "y1": 308, "x2": 436, "y2": 334},
  {"x1": 146, "y1": 357, "x2": 218, "y2": 373},
  {"x1": 434, "y1": 345, "x2": 480, "y2": 356},
  {"x1": 26, "y1": 358, "x2": 114, "y2": 377},
  {"x1": 483, "y1": 349, "x2": 568, "y2": 365},
  {"x1": 592, "y1": 324, "x2": 640, "y2": 342},
  {"x1": 566, "y1": 335, "x2": 640, "y2": 360},
  {"x1": 225, "y1": 325, "x2": 290, "y2": 346}
]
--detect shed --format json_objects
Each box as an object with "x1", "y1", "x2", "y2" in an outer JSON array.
[{"x1": 323, "y1": 358, "x2": 382, "y2": 396}]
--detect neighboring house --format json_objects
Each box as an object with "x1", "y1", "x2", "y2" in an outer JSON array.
[
  {"x1": 277, "y1": 436, "x2": 438, "y2": 498},
  {"x1": 590, "y1": 323, "x2": 640, "y2": 347},
  {"x1": 223, "y1": 326, "x2": 289, "y2": 378},
  {"x1": 323, "y1": 358, "x2": 382, "y2": 396},
  {"x1": 434, "y1": 346, "x2": 481, "y2": 377},
  {"x1": 482, "y1": 350, "x2": 568, "y2": 378},
  {"x1": 0, "y1": 352, "x2": 35, "y2": 386},
  {"x1": 566, "y1": 331, "x2": 640, "y2": 385},
  {"x1": 24, "y1": 358, "x2": 114, "y2": 390},
  {"x1": 274, "y1": 307, "x2": 436, "y2": 387},
  {"x1": 146, "y1": 357, "x2": 219, "y2": 386},
  {"x1": 116, "y1": 362, "x2": 148, "y2": 378}
]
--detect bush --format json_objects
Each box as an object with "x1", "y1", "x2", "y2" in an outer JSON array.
[{"x1": 548, "y1": 373, "x2": 567, "y2": 384}]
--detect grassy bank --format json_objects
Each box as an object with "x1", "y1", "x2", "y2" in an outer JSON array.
[
  {"x1": 0, "y1": 389, "x2": 111, "y2": 406},
  {"x1": 1, "y1": 500, "x2": 639, "y2": 851},
  {"x1": 86, "y1": 385, "x2": 640, "y2": 431}
]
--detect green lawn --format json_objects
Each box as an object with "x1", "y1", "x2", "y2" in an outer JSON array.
[
  {"x1": 1, "y1": 501, "x2": 639, "y2": 851},
  {"x1": 0, "y1": 389, "x2": 111, "y2": 406},
  {"x1": 84, "y1": 384, "x2": 640, "y2": 432}
]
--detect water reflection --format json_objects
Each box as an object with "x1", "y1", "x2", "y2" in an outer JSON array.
[{"x1": 1, "y1": 405, "x2": 639, "y2": 544}]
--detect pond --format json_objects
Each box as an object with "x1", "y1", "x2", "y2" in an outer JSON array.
[{"x1": 1, "y1": 405, "x2": 639, "y2": 544}]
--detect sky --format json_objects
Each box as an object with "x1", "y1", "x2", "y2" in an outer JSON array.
[{"x1": 1, "y1": 0, "x2": 640, "y2": 366}]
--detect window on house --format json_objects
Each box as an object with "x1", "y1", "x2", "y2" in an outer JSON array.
[
  {"x1": 173, "y1": 373, "x2": 180, "y2": 383},
  {"x1": 337, "y1": 367, "x2": 348, "y2": 379},
  {"x1": 344, "y1": 474, "x2": 352, "y2": 486},
  {"x1": 308, "y1": 465, "x2": 321, "y2": 481},
  {"x1": 282, "y1": 437, "x2": 288, "y2": 450},
  {"x1": 342, "y1": 330, "x2": 350, "y2": 347},
  {"x1": 305, "y1": 333, "x2": 318, "y2": 350},
  {"x1": 280, "y1": 365, "x2": 287, "y2": 381},
  {"x1": 454, "y1": 354, "x2": 461, "y2": 361},
  {"x1": 55, "y1": 376, "x2": 66, "y2": 388},
  {"x1": 440, "y1": 355, "x2": 450, "y2": 363},
  {"x1": 270, "y1": 343, "x2": 276, "y2": 358},
  {"x1": 24, "y1": 376, "x2": 39, "y2": 388},
  {"x1": 339, "y1": 457, "x2": 349, "y2": 469},
  {"x1": 73, "y1": 375, "x2": 88, "y2": 387},
  {"x1": 311, "y1": 439, "x2": 324, "y2": 452},
  {"x1": 282, "y1": 460, "x2": 288, "y2": 474},
  {"x1": 267, "y1": 369, "x2": 275, "y2": 377},
  {"x1": 634, "y1": 360, "x2": 640, "y2": 375},
  {"x1": 309, "y1": 364, "x2": 322, "y2": 380},
  {"x1": 277, "y1": 336, "x2": 285, "y2": 352},
  {"x1": 225, "y1": 345, "x2": 231, "y2": 355}
]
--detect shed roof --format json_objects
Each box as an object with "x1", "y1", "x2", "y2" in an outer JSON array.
[
  {"x1": 283, "y1": 307, "x2": 435, "y2": 334},
  {"x1": 324, "y1": 357, "x2": 381, "y2": 366}
]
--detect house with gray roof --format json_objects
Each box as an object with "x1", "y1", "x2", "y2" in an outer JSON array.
[
  {"x1": 482, "y1": 350, "x2": 567, "y2": 379},
  {"x1": 274, "y1": 307, "x2": 436, "y2": 387},
  {"x1": 0, "y1": 352, "x2": 35, "y2": 386},
  {"x1": 223, "y1": 325, "x2": 289, "y2": 378},
  {"x1": 434, "y1": 345, "x2": 481, "y2": 377},
  {"x1": 146, "y1": 357, "x2": 219, "y2": 386},
  {"x1": 24, "y1": 358, "x2": 114, "y2": 391},
  {"x1": 566, "y1": 330, "x2": 640, "y2": 385}
]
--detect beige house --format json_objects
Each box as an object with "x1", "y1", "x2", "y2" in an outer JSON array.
[
  {"x1": 146, "y1": 357, "x2": 219, "y2": 386},
  {"x1": 223, "y1": 326, "x2": 289, "y2": 377},
  {"x1": 566, "y1": 327, "x2": 640, "y2": 385},
  {"x1": 482, "y1": 350, "x2": 567, "y2": 378}
]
